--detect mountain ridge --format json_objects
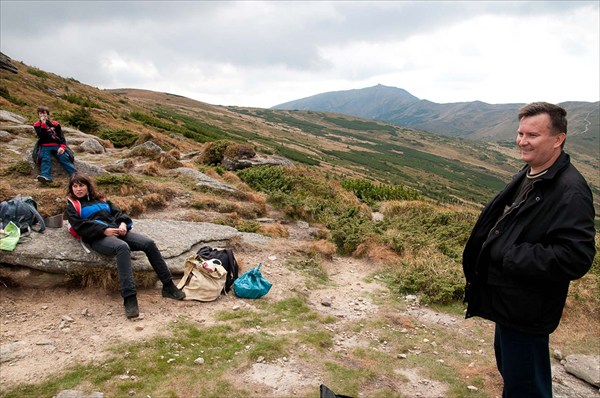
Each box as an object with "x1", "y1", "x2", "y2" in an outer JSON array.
[{"x1": 272, "y1": 84, "x2": 599, "y2": 156}]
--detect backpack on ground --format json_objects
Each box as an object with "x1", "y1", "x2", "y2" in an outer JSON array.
[
  {"x1": 176, "y1": 255, "x2": 227, "y2": 302},
  {"x1": 0, "y1": 195, "x2": 46, "y2": 234},
  {"x1": 196, "y1": 246, "x2": 239, "y2": 293}
]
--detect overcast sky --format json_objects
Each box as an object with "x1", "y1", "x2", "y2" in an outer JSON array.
[{"x1": 1, "y1": 1, "x2": 598, "y2": 108}]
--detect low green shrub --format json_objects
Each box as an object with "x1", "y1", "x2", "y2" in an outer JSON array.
[
  {"x1": 4, "y1": 161, "x2": 33, "y2": 176},
  {"x1": 342, "y1": 178, "x2": 420, "y2": 204},
  {"x1": 100, "y1": 129, "x2": 138, "y2": 148},
  {"x1": 237, "y1": 165, "x2": 292, "y2": 193},
  {"x1": 26, "y1": 68, "x2": 49, "y2": 78},
  {"x1": 64, "y1": 106, "x2": 100, "y2": 133},
  {"x1": 235, "y1": 220, "x2": 261, "y2": 233},
  {"x1": 329, "y1": 208, "x2": 379, "y2": 255},
  {"x1": 380, "y1": 201, "x2": 476, "y2": 261},
  {"x1": 387, "y1": 249, "x2": 465, "y2": 304},
  {"x1": 62, "y1": 94, "x2": 100, "y2": 108},
  {"x1": 95, "y1": 173, "x2": 136, "y2": 187}
]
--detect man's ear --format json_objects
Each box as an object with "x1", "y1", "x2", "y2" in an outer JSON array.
[{"x1": 554, "y1": 132, "x2": 566, "y2": 148}]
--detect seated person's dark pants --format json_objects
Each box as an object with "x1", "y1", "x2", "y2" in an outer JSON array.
[{"x1": 90, "y1": 231, "x2": 173, "y2": 298}]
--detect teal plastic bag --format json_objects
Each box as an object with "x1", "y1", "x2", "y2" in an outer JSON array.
[
  {"x1": 233, "y1": 263, "x2": 272, "y2": 299},
  {"x1": 0, "y1": 221, "x2": 21, "y2": 251}
]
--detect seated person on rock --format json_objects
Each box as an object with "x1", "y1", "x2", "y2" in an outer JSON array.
[
  {"x1": 66, "y1": 172, "x2": 185, "y2": 319},
  {"x1": 33, "y1": 106, "x2": 77, "y2": 183}
]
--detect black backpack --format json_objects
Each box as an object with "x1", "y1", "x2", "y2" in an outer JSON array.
[
  {"x1": 0, "y1": 196, "x2": 46, "y2": 233},
  {"x1": 196, "y1": 246, "x2": 239, "y2": 293}
]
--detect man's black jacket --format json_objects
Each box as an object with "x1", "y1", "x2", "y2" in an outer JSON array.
[{"x1": 462, "y1": 151, "x2": 596, "y2": 334}]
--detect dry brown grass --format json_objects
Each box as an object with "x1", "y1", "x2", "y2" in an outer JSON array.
[
  {"x1": 551, "y1": 273, "x2": 600, "y2": 355},
  {"x1": 202, "y1": 168, "x2": 221, "y2": 179},
  {"x1": 0, "y1": 180, "x2": 16, "y2": 201},
  {"x1": 353, "y1": 241, "x2": 400, "y2": 263},
  {"x1": 158, "y1": 152, "x2": 183, "y2": 169},
  {"x1": 112, "y1": 197, "x2": 146, "y2": 217},
  {"x1": 68, "y1": 268, "x2": 159, "y2": 290},
  {"x1": 140, "y1": 162, "x2": 162, "y2": 176},
  {"x1": 142, "y1": 193, "x2": 167, "y2": 209},
  {"x1": 244, "y1": 191, "x2": 267, "y2": 206},
  {"x1": 258, "y1": 223, "x2": 289, "y2": 238},
  {"x1": 167, "y1": 148, "x2": 181, "y2": 160},
  {"x1": 297, "y1": 239, "x2": 337, "y2": 259},
  {"x1": 380, "y1": 199, "x2": 433, "y2": 218},
  {"x1": 221, "y1": 171, "x2": 242, "y2": 183}
]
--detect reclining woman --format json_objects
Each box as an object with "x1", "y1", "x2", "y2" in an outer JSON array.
[{"x1": 66, "y1": 172, "x2": 185, "y2": 318}]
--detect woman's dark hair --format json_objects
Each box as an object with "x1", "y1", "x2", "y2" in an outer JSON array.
[
  {"x1": 37, "y1": 106, "x2": 50, "y2": 115},
  {"x1": 67, "y1": 172, "x2": 102, "y2": 200}
]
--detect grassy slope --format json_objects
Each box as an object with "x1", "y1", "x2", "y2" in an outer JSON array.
[{"x1": 2, "y1": 58, "x2": 598, "y2": 213}]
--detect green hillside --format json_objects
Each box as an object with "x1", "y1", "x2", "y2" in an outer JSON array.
[{"x1": 1, "y1": 54, "x2": 598, "y2": 213}]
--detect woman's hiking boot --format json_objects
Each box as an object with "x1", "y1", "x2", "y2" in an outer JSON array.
[
  {"x1": 123, "y1": 295, "x2": 139, "y2": 319},
  {"x1": 162, "y1": 281, "x2": 185, "y2": 300}
]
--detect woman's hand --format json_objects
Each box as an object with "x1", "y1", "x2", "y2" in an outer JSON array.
[
  {"x1": 103, "y1": 228, "x2": 121, "y2": 237},
  {"x1": 118, "y1": 222, "x2": 128, "y2": 235}
]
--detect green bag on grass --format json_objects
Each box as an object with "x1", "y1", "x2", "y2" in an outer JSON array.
[{"x1": 0, "y1": 221, "x2": 21, "y2": 251}]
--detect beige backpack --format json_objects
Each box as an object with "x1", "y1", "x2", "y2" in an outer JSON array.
[{"x1": 177, "y1": 255, "x2": 227, "y2": 301}]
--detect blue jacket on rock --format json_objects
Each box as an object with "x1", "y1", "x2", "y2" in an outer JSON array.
[{"x1": 462, "y1": 151, "x2": 596, "y2": 335}]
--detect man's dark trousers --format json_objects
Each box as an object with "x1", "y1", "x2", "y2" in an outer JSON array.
[{"x1": 494, "y1": 323, "x2": 552, "y2": 397}]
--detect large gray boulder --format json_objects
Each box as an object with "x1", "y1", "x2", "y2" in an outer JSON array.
[
  {"x1": 564, "y1": 354, "x2": 600, "y2": 388},
  {"x1": 0, "y1": 219, "x2": 242, "y2": 276}
]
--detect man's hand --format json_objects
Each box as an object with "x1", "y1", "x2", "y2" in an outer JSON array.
[{"x1": 57, "y1": 147, "x2": 65, "y2": 155}]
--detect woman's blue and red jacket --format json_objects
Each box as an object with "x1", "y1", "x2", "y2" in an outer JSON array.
[{"x1": 66, "y1": 197, "x2": 133, "y2": 243}]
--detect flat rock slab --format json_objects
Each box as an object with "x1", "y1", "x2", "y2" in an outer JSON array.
[{"x1": 0, "y1": 219, "x2": 241, "y2": 275}]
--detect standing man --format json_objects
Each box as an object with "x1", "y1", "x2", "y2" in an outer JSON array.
[
  {"x1": 462, "y1": 102, "x2": 596, "y2": 397},
  {"x1": 33, "y1": 106, "x2": 76, "y2": 183}
]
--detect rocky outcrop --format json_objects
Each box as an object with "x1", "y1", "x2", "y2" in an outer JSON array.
[
  {"x1": 0, "y1": 52, "x2": 18, "y2": 74},
  {"x1": 0, "y1": 110, "x2": 27, "y2": 123},
  {"x1": 0, "y1": 219, "x2": 242, "y2": 277},
  {"x1": 172, "y1": 167, "x2": 239, "y2": 193},
  {"x1": 222, "y1": 153, "x2": 294, "y2": 171}
]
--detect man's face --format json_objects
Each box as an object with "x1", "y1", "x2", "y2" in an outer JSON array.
[
  {"x1": 516, "y1": 113, "x2": 565, "y2": 173},
  {"x1": 39, "y1": 111, "x2": 48, "y2": 121}
]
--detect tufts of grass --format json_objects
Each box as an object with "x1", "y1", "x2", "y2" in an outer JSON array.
[
  {"x1": 235, "y1": 220, "x2": 261, "y2": 233},
  {"x1": 286, "y1": 255, "x2": 329, "y2": 285},
  {"x1": 100, "y1": 129, "x2": 139, "y2": 148},
  {"x1": 257, "y1": 223, "x2": 289, "y2": 238},
  {"x1": 2, "y1": 160, "x2": 33, "y2": 176}
]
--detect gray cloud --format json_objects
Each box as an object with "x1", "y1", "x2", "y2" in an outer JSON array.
[{"x1": 1, "y1": 1, "x2": 598, "y2": 107}]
